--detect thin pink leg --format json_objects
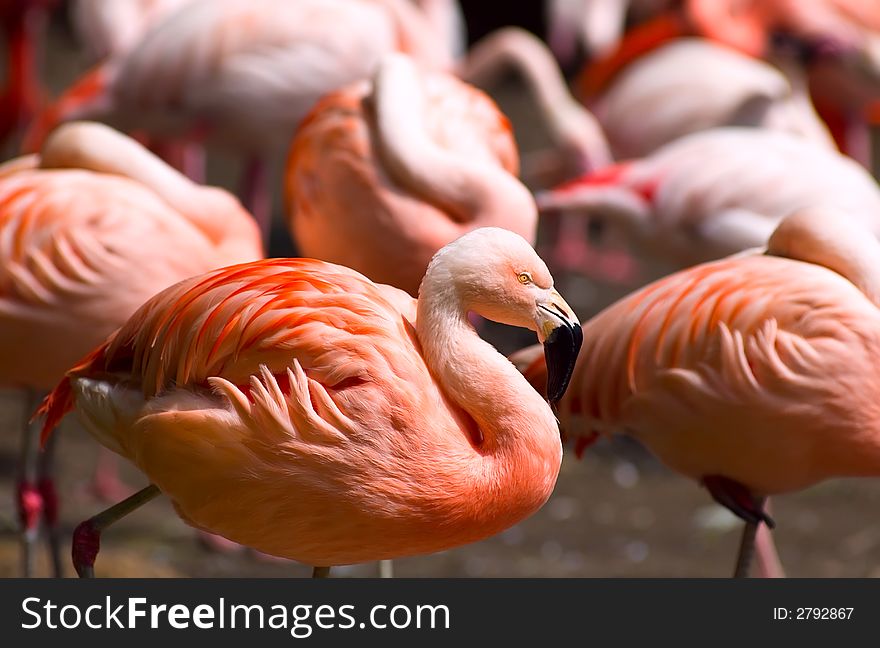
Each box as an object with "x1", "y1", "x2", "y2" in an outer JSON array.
[
  {"x1": 38, "y1": 429, "x2": 63, "y2": 577},
  {"x1": 240, "y1": 157, "x2": 272, "y2": 246},
  {"x1": 17, "y1": 390, "x2": 43, "y2": 577},
  {"x1": 753, "y1": 499, "x2": 785, "y2": 578},
  {"x1": 148, "y1": 139, "x2": 206, "y2": 184}
]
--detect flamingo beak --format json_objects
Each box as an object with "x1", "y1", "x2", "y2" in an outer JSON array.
[{"x1": 535, "y1": 289, "x2": 583, "y2": 404}]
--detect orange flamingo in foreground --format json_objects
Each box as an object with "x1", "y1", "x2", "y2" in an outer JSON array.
[
  {"x1": 0, "y1": 121, "x2": 262, "y2": 576},
  {"x1": 286, "y1": 54, "x2": 536, "y2": 297},
  {"x1": 537, "y1": 128, "x2": 880, "y2": 285},
  {"x1": 512, "y1": 207, "x2": 880, "y2": 577},
  {"x1": 24, "y1": 0, "x2": 452, "y2": 241},
  {"x1": 37, "y1": 228, "x2": 582, "y2": 578}
]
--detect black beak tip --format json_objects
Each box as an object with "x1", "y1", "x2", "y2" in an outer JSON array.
[{"x1": 543, "y1": 322, "x2": 583, "y2": 404}]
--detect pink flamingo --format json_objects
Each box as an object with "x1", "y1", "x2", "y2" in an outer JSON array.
[
  {"x1": 460, "y1": 27, "x2": 613, "y2": 189},
  {"x1": 1, "y1": 121, "x2": 262, "y2": 576},
  {"x1": 37, "y1": 228, "x2": 582, "y2": 578},
  {"x1": 24, "y1": 0, "x2": 453, "y2": 241},
  {"x1": 545, "y1": 0, "x2": 675, "y2": 64},
  {"x1": 536, "y1": 128, "x2": 880, "y2": 284},
  {"x1": 285, "y1": 54, "x2": 537, "y2": 297},
  {"x1": 70, "y1": 0, "x2": 198, "y2": 61},
  {"x1": 686, "y1": 0, "x2": 880, "y2": 162},
  {"x1": 586, "y1": 38, "x2": 835, "y2": 160},
  {"x1": 511, "y1": 207, "x2": 880, "y2": 577},
  {"x1": 0, "y1": 0, "x2": 56, "y2": 149},
  {"x1": 575, "y1": 1, "x2": 880, "y2": 164}
]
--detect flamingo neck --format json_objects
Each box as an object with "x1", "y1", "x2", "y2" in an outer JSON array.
[
  {"x1": 460, "y1": 28, "x2": 612, "y2": 173},
  {"x1": 367, "y1": 55, "x2": 537, "y2": 234},
  {"x1": 414, "y1": 265, "x2": 561, "y2": 494}
]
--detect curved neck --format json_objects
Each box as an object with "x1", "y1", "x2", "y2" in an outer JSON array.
[
  {"x1": 415, "y1": 270, "x2": 561, "y2": 482},
  {"x1": 368, "y1": 55, "x2": 536, "y2": 229},
  {"x1": 460, "y1": 27, "x2": 612, "y2": 172}
]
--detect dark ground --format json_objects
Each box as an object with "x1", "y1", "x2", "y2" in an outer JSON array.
[{"x1": 0, "y1": 9, "x2": 879, "y2": 579}]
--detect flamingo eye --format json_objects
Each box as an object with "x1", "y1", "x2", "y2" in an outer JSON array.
[{"x1": 517, "y1": 272, "x2": 532, "y2": 285}]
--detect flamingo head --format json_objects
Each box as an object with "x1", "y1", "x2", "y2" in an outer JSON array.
[{"x1": 423, "y1": 227, "x2": 583, "y2": 403}]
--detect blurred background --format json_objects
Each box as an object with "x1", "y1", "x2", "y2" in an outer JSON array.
[{"x1": 1, "y1": 1, "x2": 880, "y2": 578}]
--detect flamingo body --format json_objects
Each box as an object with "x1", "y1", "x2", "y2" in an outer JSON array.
[
  {"x1": 39, "y1": 229, "x2": 582, "y2": 567},
  {"x1": 29, "y1": 0, "x2": 451, "y2": 154},
  {"x1": 0, "y1": 121, "x2": 262, "y2": 390},
  {"x1": 539, "y1": 128, "x2": 880, "y2": 275},
  {"x1": 514, "y1": 211, "x2": 880, "y2": 496},
  {"x1": 592, "y1": 39, "x2": 834, "y2": 159}
]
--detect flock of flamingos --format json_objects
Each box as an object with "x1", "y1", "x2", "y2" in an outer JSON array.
[{"x1": 1, "y1": 0, "x2": 880, "y2": 580}]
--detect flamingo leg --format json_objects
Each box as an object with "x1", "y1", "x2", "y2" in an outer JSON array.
[
  {"x1": 72, "y1": 484, "x2": 161, "y2": 578},
  {"x1": 17, "y1": 390, "x2": 43, "y2": 577},
  {"x1": 37, "y1": 427, "x2": 62, "y2": 577},
  {"x1": 379, "y1": 559, "x2": 394, "y2": 578},
  {"x1": 312, "y1": 566, "x2": 331, "y2": 578},
  {"x1": 240, "y1": 157, "x2": 272, "y2": 247},
  {"x1": 754, "y1": 516, "x2": 785, "y2": 578},
  {"x1": 733, "y1": 504, "x2": 763, "y2": 579},
  {"x1": 702, "y1": 475, "x2": 776, "y2": 578}
]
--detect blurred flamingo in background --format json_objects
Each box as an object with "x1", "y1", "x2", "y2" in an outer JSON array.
[
  {"x1": 23, "y1": 0, "x2": 453, "y2": 242},
  {"x1": 586, "y1": 38, "x2": 834, "y2": 160},
  {"x1": 575, "y1": 0, "x2": 880, "y2": 164},
  {"x1": 70, "y1": 0, "x2": 197, "y2": 61},
  {"x1": 285, "y1": 54, "x2": 536, "y2": 297},
  {"x1": 545, "y1": 0, "x2": 675, "y2": 65},
  {"x1": 414, "y1": 0, "x2": 466, "y2": 60},
  {"x1": 685, "y1": 0, "x2": 880, "y2": 164},
  {"x1": 460, "y1": 27, "x2": 612, "y2": 188},
  {"x1": 512, "y1": 207, "x2": 880, "y2": 577},
  {"x1": 0, "y1": 0, "x2": 57, "y2": 149},
  {"x1": 537, "y1": 128, "x2": 880, "y2": 287},
  {"x1": 37, "y1": 228, "x2": 583, "y2": 578},
  {"x1": 69, "y1": 0, "x2": 205, "y2": 181},
  {"x1": 0, "y1": 121, "x2": 262, "y2": 576}
]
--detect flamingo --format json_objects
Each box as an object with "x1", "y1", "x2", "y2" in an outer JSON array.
[
  {"x1": 586, "y1": 38, "x2": 835, "y2": 160},
  {"x1": 36, "y1": 227, "x2": 583, "y2": 578},
  {"x1": 536, "y1": 128, "x2": 880, "y2": 285},
  {"x1": 510, "y1": 207, "x2": 880, "y2": 577},
  {"x1": 684, "y1": 0, "x2": 880, "y2": 164},
  {"x1": 574, "y1": 1, "x2": 880, "y2": 163},
  {"x1": 285, "y1": 54, "x2": 536, "y2": 297},
  {"x1": 0, "y1": 121, "x2": 262, "y2": 576},
  {"x1": 545, "y1": 0, "x2": 675, "y2": 64},
  {"x1": 461, "y1": 30, "x2": 833, "y2": 183},
  {"x1": 0, "y1": 0, "x2": 56, "y2": 149},
  {"x1": 459, "y1": 27, "x2": 613, "y2": 189},
  {"x1": 23, "y1": 0, "x2": 453, "y2": 241},
  {"x1": 70, "y1": 0, "x2": 198, "y2": 61},
  {"x1": 413, "y1": 0, "x2": 466, "y2": 60}
]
